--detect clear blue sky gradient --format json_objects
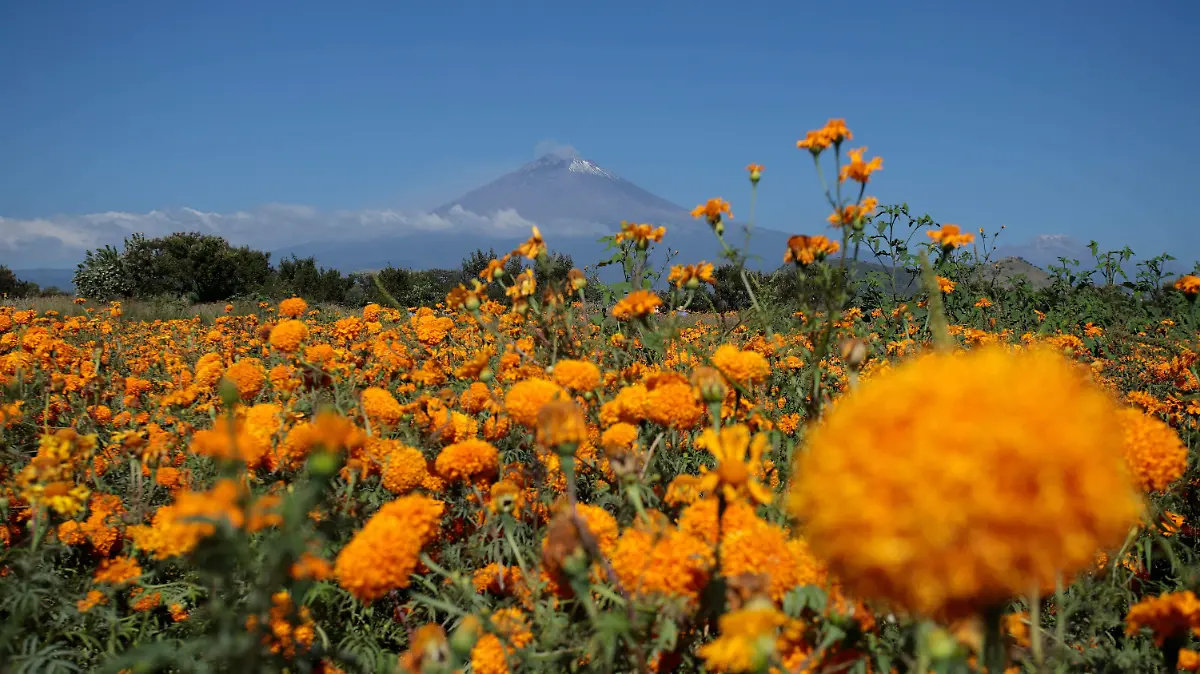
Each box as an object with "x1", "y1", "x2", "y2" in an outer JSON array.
[{"x1": 2, "y1": 0, "x2": 1197, "y2": 261}]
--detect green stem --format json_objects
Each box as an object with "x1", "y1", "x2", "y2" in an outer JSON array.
[{"x1": 982, "y1": 606, "x2": 1008, "y2": 674}]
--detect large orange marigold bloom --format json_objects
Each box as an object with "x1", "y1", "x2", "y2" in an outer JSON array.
[
  {"x1": 1117, "y1": 406, "x2": 1188, "y2": 492},
  {"x1": 335, "y1": 495, "x2": 444, "y2": 603},
  {"x1": 435, "y1": 438, "x2": 499, "y2": 482},
  {"x1": 788, "y1": 345, "x2": 1142, "y2": 620},
  {"x1": 503, "y1": 378, "x2": 568, "y2": 429}
]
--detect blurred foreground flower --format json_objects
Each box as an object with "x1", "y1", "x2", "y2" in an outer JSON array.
[{"x1": 788, "y1": 345, "x2": 1142, "y2": 619}]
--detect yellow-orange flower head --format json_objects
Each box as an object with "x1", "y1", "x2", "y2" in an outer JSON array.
[
  {"x1": 1117, "y1": 406, "x2": 1188, "y2": 493},
  {"x1": 788, "y1": 345, "x2": 1143, "y2": 620}
]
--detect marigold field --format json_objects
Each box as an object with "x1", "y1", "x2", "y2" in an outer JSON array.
[{"x1": 3, "y1": 120, "x2": 1200, "y2": 673}]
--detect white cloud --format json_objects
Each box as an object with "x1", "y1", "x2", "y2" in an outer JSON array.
[{"x1": 0, "y1": 203, "x2": 557, "y2": 268}]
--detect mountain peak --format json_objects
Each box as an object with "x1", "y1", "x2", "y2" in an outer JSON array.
[
  {"x1": 435, "y1": 153, "x2": 694, "y2": 230},
  {"x1": 519, "y1": 153, "x2": 621, "y2": 181}
]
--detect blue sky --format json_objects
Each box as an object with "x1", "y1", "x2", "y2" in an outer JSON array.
[{"x1": 1, "y1": 0, "x2": 1197, "y2": 269}]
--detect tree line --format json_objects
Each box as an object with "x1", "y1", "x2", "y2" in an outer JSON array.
[{"x1": 0, "y1": 231, "x2": 855, "y2": 314}]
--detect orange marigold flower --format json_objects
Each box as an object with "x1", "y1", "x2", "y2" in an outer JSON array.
[
  {"x1": 361, "y1": 387, "x2": 405, "y2": 427},
  {"x1": 797, "y1": 119, "x2": 852, "y2": 154},
  {"x1": 504, "y1": 378, "x2": 568, "y2": 428},
  {"x1": 536, "y1": 400, "x2": 589, "y2": 453},
  {"x1": 551, "y1": 359, "x2": 601, "y2": 392},
  {"x1": 435, "y1": 439, "x2": 499, "y2": 482},
  {"x1": 691, "y1": 198, "x2": 733, "y2": 230},
  {"x1": 937, "y1": 276, "x2": 957, "y2": 294},
  {"x1": 696, "y1": 600, "x2": 790, "y2": 672},
  {"x1": 1174, "y1": 275, "x2": 1200, "y2": 296},
  {"x1": 838, "y1": 146, "x2": 883, "y2": 184},
  {"x1": 278, "y1": 297, "x2": 308, "y2": 318},
  {"x1": 515, "y1": 226, "x2": 546, "y2": 260},
  {"x1": 269, "y1": 319, "x2": 309, "y2": 353},
  {"x1": 291, "y1": 552, "x2": 333, "y2": 581},
  {"x1": 784, "y1": 235, "x2": 840, "y2": 266},
  {"x1": 746, "y1": 164, "x2": 763, "y2": 183},
  {"x1": 77, "y1": 589, "x2": 107, "y2": 613},
  {"x1": 1118, "y1": 407, "x2": 1188, "y2": 492},
  {"x1": 615, "y1": 221, "x2": 666, "y2": 248},
  {"x1": 334, "y1": 495, "x2": 444, "y2": 603},
  {"x1": 128, "y1": 479, "x2": 246, "y2": 559},
  {"x1": 646, "y1": 382, "x2": 704, "y2": 431},
  {"x1": 489, "y1": 479, "x2": 524, "y2": 515},
  {"x1": 927, "y1": 224, "x2": 975, "y2": 251},
  {"x1": 827, "y1": 197, "x2": 878, "y2": 228},
  {"x1": 1126, "y1": 591, "x2": 1200, "y2": 646},
  {"x1": 93, "y1": 556, "x2": 142, "y2": 586},
  {"x1": 611, "y1": 290, "x2": 662, "y2": 321},
  {"x1": 788, "y1": 345, "x2": 1142, "y2": 620},
  {"x1": 710, "y1": 344, "x2": 770, "y2": 386},
  {"x1": 380, "y1": 441, "x2": 430, "y2": 495},
  {"x1": 668, "y1": 262, "x2": 716, "y2": 289},
  {"x1": 223, "y1": 358, "x2": 266, "y2": 401}
]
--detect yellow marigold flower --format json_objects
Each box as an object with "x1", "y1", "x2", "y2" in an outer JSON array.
[
  {"x1": 1117, "y1": 407, "x2": 1188, "y2": 492},
  {"x1": 696, "y1": 599, "x2": 790, "y2": 673},
  {"x1": 435, "y1": 438, "x2": 499, "y2": 482},
  {"x1": 361, "y1": 386, "x2": 404, "y2": 427},
  {"x1": 611, "y1": 290, "x2": 662, "y2": 320},
  {"x1": 278, "y1": 297, "x2": 308, "y2": 318},
  {"x1": 788, "y1": 345, "x2": 1142, "y2": 620},
  {"x1": 668, "y1": 262, "x2": 716, "y2": 289},
  {"x1": 696, "y1": 424, "x2": 773, "y2": 506},
  {"x1": 838, "y1": 146, "x2": 883, "y2": 184},
  {"x1": 927, "y1": 224, "x2": 975, "y2": 251},
  {"x1": 1126, "y1": 591, "x2": 1200, "y2": 646},
  {"x1": 710, "y1": 344, "x2": 770, "y2": 386},
  {"x1": 551, "y1": 359, "x2": 601, "y2": 392},
  {"x1": 504, "y1": 378, "x2": 568, "y2": 429},
  {"x1": 1174, "y1": 274, "x2": 1200, "y2": 296},
  {"x1": 334, "y1": 494, "x2": 444, "y2": 603},
  {"x1": 784, "y1": 234, "x2": 840, "y2": 265}
]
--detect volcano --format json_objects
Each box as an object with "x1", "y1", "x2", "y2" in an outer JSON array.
[{"x1": 433, "y1": 152, "x2": 701, "y2": 232}]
